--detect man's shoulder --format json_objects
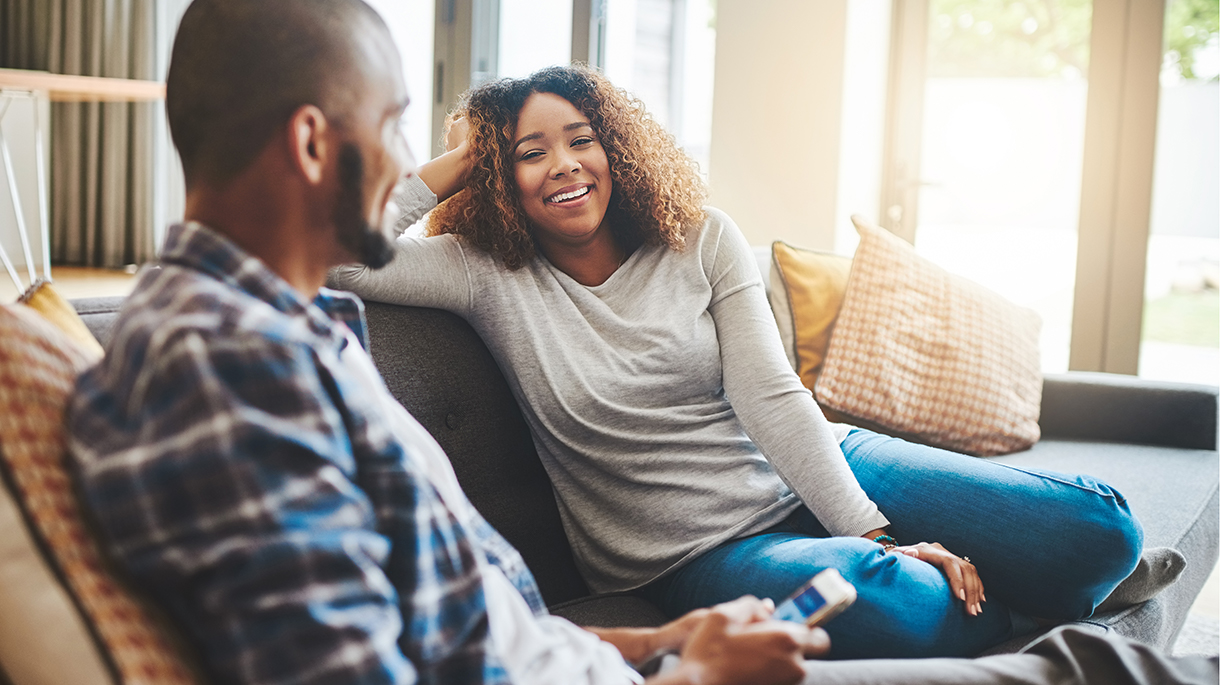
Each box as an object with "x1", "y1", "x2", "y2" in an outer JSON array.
[
  {"x1": 113, "y1": 265, "x2": 320, "y2": 355},
  {"x1": 72, "y1": 266, "x2": 324, "y2": 433}
]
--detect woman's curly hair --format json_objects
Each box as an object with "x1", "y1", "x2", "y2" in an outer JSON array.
[{"x1": 427, "y1": 65, "x2": 707, "y2": 269}]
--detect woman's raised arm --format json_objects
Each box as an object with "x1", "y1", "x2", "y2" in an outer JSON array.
[{"x1": 703, "y1": 209, "x2": 889, "y2": 538}]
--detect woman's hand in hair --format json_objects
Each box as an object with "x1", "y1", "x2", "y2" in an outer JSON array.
[
  {"x1": 417, "y1": 116, "x2": 473, "y2": 203},
  {"x1": 444, "y1": 116, "x2": 470, "y2": 152}
]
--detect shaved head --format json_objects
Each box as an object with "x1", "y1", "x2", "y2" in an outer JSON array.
[{"x1": 166, "y1": 0, "x2": 392, "y2": 187}]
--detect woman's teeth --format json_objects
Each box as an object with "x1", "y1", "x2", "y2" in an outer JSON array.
[{"x1": 548, "y1": 186, "x2": 590, "y2": 203}]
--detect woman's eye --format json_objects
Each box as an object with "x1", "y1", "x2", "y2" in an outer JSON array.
[
  {"x1": 572, "y1": 137, "x2": 594, "y2": 147},
  {"x1": 520, "y1": 150, "x2": 543, "y2": 161}
]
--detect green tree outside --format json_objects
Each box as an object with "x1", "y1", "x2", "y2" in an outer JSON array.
[{"x1": 928, "y1": 0, "x2": 1218, "y2": 81}]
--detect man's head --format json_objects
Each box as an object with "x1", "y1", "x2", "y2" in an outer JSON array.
[{"x1": 167, "y1": 0, "x2": 413, "y2": 268}]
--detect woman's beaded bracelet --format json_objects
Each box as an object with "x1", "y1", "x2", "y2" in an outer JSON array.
[{"x1": 872, "y1": 534, "x2": 898, "y2": 551}]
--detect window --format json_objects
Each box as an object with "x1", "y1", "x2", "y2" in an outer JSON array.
[{"x1": 1139, "y1": 0, "x2": 1219, "y2": 385}]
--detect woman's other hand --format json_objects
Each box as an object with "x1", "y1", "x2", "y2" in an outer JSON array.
[{"x1": 894, "y1": 541, "x2": 986, "y2": 616}]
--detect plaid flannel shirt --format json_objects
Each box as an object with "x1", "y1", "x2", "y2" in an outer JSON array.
[{"x1": 69, "y1": 222, "x2": 546, "y2": 685}]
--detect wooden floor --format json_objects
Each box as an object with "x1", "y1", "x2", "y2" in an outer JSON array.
[
  {"x1": 5, "y1": 266, "x2": 1219, "y2": 621},
  {"x1": 0, "y1": 265, "x2": 140, "y2": 302}
]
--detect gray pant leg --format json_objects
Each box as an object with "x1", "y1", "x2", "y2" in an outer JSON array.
[{"x1": 801, "y1": 627, "x2": 1218, "y2": 685}]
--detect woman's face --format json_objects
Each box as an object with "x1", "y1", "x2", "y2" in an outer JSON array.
[{"x1": 511, "y1": 92, "x2": 613, "y2": 253}]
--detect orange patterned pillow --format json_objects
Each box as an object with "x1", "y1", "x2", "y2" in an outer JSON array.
[
  {"x1": 814, "y1": 216, "x2": 1042, "y2": 456},
  {"x1": 0, "y1": 303, "x2": 202, "y2": 685}
]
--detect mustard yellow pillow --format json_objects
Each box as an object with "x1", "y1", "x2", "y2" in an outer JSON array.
[
  {"x1": 769, "y1": 241, "x2": 853, "y2": 393},
  {"x1": 815, "y1": 216, "x2": 1043, "y2": 456},
  {"x1": 18, "y1": 280, "x2": 105, "y2": 358}
]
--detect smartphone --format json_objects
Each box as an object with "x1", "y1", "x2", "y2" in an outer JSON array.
[{"x1": 771, "y1": 568, "x2": 857, "y2": 627}]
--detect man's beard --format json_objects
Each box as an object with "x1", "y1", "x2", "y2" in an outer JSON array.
[{"x1": 334, "y1": 143, "x2": 396, "y2": 269}]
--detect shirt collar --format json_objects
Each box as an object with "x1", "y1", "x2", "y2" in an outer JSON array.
[{"x1": 158, "y1": 222, "x2": 368, "y2": 348}]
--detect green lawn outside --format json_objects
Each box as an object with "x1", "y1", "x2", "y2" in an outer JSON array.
[{"x1": 1143, "y1": 291, "x2": 1220, "y2": 347}]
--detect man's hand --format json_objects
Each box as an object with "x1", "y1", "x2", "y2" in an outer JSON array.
[
  {"x1": 589, "y1": 595, "x2": 778, "y2": 665},
  {"x1": 655, "y1": 605, "x2": 828, "y2": 685},
  {"x1": 650, "y1": 595, "x2": 776, "y2": 655}
]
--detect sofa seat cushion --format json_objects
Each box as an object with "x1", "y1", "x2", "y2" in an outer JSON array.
[
  {"x1": 549, "y1": 593, "x2": 670, "y2": 629},
  {"x1": 982, "y1": 438, "x2": 1219, "y2": 653}
]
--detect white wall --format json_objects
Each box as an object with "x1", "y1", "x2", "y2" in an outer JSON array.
[
  {"x1": 707, "y1": 0, "x2": 849, "y2": 250},
  {"x1": 0, "y1": 95, "x2": 51, "y2": 287},
  {"x1": 366, "y1": 0, "x2": 436, "y2": 161}
]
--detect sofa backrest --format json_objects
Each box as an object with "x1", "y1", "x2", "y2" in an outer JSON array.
[
  {"x1": 361, "y1": 302, "x2": 592, "y2": 604},
  {"x1": 72, "y1": 297, "x2": 592, "y2": 608}
]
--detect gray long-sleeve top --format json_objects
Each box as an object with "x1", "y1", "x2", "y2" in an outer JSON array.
[{"x1": 332, "y1": 175, "x2": 889, "y2": 593}]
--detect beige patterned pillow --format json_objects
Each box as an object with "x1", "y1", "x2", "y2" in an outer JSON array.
[
  {"x1": 814, "y1": 216, "x2": 1042, "y2": 456},
  {"x1": 0, "y1": 303, "x2": 203, "y2": 685}
]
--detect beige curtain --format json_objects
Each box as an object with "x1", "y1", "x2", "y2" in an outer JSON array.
[{"x1": 1, "y1": 0, "x2": 186, "y2": 268}]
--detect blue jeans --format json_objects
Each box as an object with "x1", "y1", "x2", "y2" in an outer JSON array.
[{"x1": 639, "y1": 429, "x2": 1143, "y2": 659}]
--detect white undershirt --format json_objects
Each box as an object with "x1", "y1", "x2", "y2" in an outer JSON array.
[{"x1": 339, "y1": 329, "x2": 643, "y2": 684}]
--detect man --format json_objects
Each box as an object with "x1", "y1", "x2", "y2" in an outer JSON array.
[{"x1": 68, "y1": 1, "x2": 1216, "y2": 684}]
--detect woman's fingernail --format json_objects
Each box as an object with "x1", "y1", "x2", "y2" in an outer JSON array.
[{"x1": 958, "y1": 589, "x2": 966, "y2": 601}]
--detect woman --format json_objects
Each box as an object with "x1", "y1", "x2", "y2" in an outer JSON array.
[{"x1": 332, "y1": 65, "x2": 1144, "y2": 659}]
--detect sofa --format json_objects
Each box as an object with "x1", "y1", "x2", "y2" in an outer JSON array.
[{"x1": 63, "y1": 289, "x2": 1219, "y2": 660}]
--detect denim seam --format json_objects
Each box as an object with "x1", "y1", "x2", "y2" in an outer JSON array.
[
  {"x1": 990, "y1": 462, "x2": 1128, "y2": 505},
  {"x1": 845, "y1": 430, "x2": 1130, "y2": 505}
]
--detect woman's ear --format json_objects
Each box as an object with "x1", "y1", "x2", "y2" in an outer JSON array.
[{"x1": 287, "y1": 104, "x2": 330, "y2": 185}]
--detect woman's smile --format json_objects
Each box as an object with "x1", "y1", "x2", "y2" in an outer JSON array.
[{"x1": 546, "y1": 183, "x2": 592, "y2": 205}]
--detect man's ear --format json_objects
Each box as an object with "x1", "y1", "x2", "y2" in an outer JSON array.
[{"x1": 287, "y1": 104, "x2": 330, "y2": 185}]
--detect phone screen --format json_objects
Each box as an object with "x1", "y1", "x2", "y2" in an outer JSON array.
[
  {"x1": 772, "y1": 583, "x2": 828, "y2": 623},
  {"x1": 790, "y1": 585, "x2": 828, "y2": 615},
  {"x1": 772, "y1": 568, "x2": 856, "y2": 626}
]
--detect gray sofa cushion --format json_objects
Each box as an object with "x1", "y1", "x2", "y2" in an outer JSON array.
[{"x1": 548, "y1": 593, "x2": 671, "y2": 629}]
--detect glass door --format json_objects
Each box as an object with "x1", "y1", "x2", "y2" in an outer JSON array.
[
  {"x1": 883, "y1": 0, "x2": 1095, "y2": 374},
  {"x1": 1139, "y1": 0, "x2": 1219, "y2": 386}
]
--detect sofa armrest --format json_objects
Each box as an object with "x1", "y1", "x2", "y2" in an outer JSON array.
[{"x1": 1039, "y1": 372, "x2": 1218, "y2": 450}]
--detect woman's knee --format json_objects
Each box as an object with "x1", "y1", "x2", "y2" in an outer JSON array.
[
  {"x1": 1040, "y1": 495, "x2": 1144, "y2": 619},
  {"x1": 1072, "y1": 483, "x2": 1144, "y2": 583}
]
